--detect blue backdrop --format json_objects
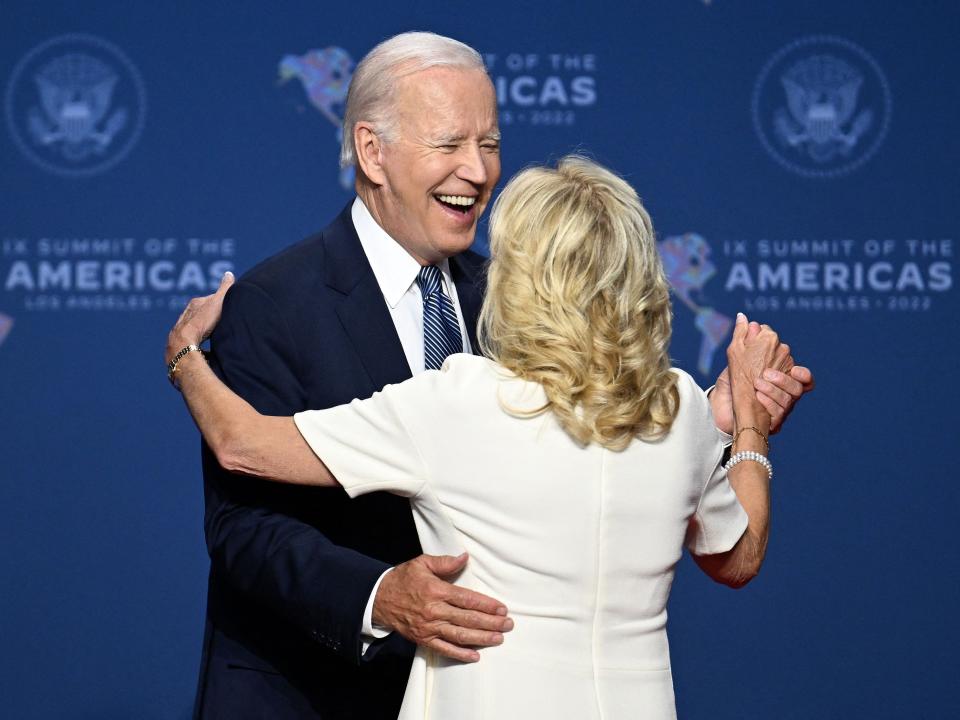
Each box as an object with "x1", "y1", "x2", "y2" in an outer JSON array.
[{"x1": 2, "y1": 2, "x2": 958, "y2": 718}]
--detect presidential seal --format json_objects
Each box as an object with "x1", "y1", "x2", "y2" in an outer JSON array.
[
  {"x1": 752, "y1": 36, "x2": 891, "y2": 179},
  {"x1": 5, "y1": 34, "x2": 147, "y2": 178}
]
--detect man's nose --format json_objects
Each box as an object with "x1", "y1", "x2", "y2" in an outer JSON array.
[{"x1": 456, "y1": 144, "x2": 488, "y2": 186}]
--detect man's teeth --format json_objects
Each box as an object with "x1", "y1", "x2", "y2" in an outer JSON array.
[{"x1": 436, "y1": 195, "x2": 477, "y2": 207}]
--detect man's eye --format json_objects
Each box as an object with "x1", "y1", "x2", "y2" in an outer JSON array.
[{"x1": 482, "y1": 143, "x2": 500, "y2": 153}]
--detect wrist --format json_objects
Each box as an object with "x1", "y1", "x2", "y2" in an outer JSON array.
[
  {"x1": 166, "y1": 343, "x2": 205, "y2": 388},
  {"x1": 368, "y1": 568, "x2": 395, "y2": 633},
  {"x1": 732, "y1": 430, "x2": 768, "y2": 454},
  {"x1": 166, "y1": 333, "x2": 196, "y2": 364},
  {"x1": 736, "y1": 415, "x2": 770, "y2": 440},
  {"x1": 732, "y1": 402, "x2": 771, "y2": 439}
]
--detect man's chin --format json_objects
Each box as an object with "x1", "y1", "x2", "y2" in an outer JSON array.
[{"x1": 446, "y1": 237, "x2": 479, "y2": 256}]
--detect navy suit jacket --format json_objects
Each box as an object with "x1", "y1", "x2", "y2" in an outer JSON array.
[{"x1": 193, "y1": 203, "x2": 486, "y2": 719}]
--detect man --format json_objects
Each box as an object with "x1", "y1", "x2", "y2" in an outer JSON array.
[{"x1": 193, "y1": 32, "x2": 812, "y2": 719}]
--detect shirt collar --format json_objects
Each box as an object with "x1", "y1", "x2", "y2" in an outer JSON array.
[{"x1": 351, "y1": 197, "x2": 454, "y2": 308}]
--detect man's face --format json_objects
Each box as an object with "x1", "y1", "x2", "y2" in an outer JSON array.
[{"x1": 374, "y1": 66, "x2": 501, "y2": 264}]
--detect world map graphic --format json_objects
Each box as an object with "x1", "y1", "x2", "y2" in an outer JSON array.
[{"x1": 657, "y1": 233, "x2": 732, "y2": 377}]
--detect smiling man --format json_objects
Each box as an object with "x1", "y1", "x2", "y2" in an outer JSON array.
[
  {"x1": 194, "y1": 34, "x2": 512, "y2": 720},
  {"x1": 192, "y1": 31, "x2": 811, "y2": 720},
  {"x1": 351, "y1": 63, "x2": 500, "y2": 266}
]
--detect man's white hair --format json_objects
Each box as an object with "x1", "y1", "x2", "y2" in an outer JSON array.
[{"x1": 339, "y1": 31, "x2": 487, "y2": 169}]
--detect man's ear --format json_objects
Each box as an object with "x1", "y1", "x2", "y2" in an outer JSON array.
[{"x1": 354, "y1": 122, "x2": 386, "y2": 186}]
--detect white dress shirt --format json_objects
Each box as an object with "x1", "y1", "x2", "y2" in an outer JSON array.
[{"x1": 350, "y1": 196, "x2": 472, "y2": 650}]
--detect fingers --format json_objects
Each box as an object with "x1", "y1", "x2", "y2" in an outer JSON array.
[
  {"x1": 771, "y1": 343, "x2": 794, "y2": 373},
  {"x1": 754, "y1": 381, "x2": 791, "y2": 411},
  {"x1": 424, "y1": 554, "x2": 509, "y2": 615},
  {"x1": 427, "y1": 637, "x2": 481, "y2": 663},
  {"x1": 435, "y1": 620, "x2": 506, "y2": 650},
  {"x1": 446, "y1": 584, "x2": 509, "y2": 619},
  {"x1": 755, "y1": 391, "x2": 782, "y2": 429},
  {"x1": 757, "y1": 368, "x2": 804, "y2": 400},
  {"x1": 181, "y1": 272, "x2": 234, "y2": 344},
  {"x1": 754, "y1": 368, "x2": 803, "y2": 433},
  {"x1": 374, "y1": 554, "x2": 513, "y2": 661},
  {"x1": 446, "y1": 606, "x2": 515, "y2": 634},
  {"x1": 732, "y1": 312, "x2": 748, "y2": 342},
  {"x1": 714, "y1": 367, "x2": 729, "y2": 388},
  {"x1": 790, "y1": 365, "x2": 815, "y2": 390},
  {"x1": 422, "y1": 603, "x2": 512, "y2": 660},
  {"x1": 760, "y1": 366, "x2": 813, "y2": 434},
  {"x1": 215, "y1": 270, "x2": 235, "y2": 296},
  {"x1": 423, "y1": 552, "x2": 470, "y2": 578}
]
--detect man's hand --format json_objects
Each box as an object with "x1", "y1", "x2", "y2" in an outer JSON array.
[
  {"x1": 372, "y1": 553, "x2": 513, "y2": 663},
  {"x1": 710, "y1": 330, "x2": 815, "y2": 435}
]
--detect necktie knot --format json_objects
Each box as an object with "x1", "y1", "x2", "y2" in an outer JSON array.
[
  {"x1": 416, "y1": 265, "x2": 443, "y2": 298},
  {"x1": 416, "y1": 264, "x2": 463, "y2": 371}
]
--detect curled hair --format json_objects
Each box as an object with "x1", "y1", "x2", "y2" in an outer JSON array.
[
  {"x1": 479, "y1": 155, "x2": 679, "y2": 449},
  {"x1": 340, "y1": 32, "x2": 486, "y2": 168}
]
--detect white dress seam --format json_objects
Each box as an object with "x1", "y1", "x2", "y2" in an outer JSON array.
[{"x1": 590, "y1": 447, "x2": 607, "y2": 720}]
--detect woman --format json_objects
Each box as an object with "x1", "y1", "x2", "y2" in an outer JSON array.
[{"x1": 167, "y1": 156, "x2": 783, "y2": 719}]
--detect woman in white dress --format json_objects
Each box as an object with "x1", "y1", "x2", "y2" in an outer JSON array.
[{"x1": 167, "y1": 156, "x2": 784, "y2": 719}]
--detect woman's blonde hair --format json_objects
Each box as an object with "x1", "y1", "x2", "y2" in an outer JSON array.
[{"x1": 478, "y1": 155, "x2": 679, "y2": 450}]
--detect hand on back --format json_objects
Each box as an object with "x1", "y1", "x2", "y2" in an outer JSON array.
[{"x1": 373, "y1": 552, "x2": 513, "y2": 663}]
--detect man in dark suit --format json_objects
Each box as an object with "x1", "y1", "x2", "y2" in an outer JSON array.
[
  {"x1": 193, "y1": 33, "x2": 512, "y2": 719},
  {"x1": 190, "y1": 31, "x2": 813, "y2": 720}
]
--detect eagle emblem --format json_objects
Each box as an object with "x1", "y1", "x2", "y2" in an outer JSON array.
[
  {"x1": 27, "y1": 53, "x2": 128, "y2": 162},
  {"x1": 6, "y1": 34, "x2": 146, "y2": 177},
  {"x1": 279, "y1": 47, "x2": 356, "y2": 190},
  {"x1": 773, "y1": 54, "x2": 872, "y2": 164},
  {"x1": 752, "y1": 36, "x2": 891, "y2": 178}
]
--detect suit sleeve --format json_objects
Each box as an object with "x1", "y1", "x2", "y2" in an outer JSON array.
[{"x1": 202, "y1": 279, "x2": 391, "y2": 664}]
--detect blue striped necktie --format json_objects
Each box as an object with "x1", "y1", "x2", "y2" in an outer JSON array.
[{"x1": 416, "y1": 265, "x2": 463, "y2": 371}]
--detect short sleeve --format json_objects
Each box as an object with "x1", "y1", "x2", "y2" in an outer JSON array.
[
  {"x1": 293, "y1": 380, "x2": 429, "y2": 499},
  {"x1": 686, "y1": 459, "x2": 749, "y2": 555}
]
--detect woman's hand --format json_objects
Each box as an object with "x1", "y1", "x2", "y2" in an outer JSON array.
[
  {"x1": 725, "y1": 313, "x2": 781, "y2": 431},
  {"x1": 166, "y1": 272, "x2": 235, "y2": 364}
]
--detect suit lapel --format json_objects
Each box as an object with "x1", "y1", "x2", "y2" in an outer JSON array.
[
  {"x1": 451, "y1": 252, "x2": 485, "y2": 354},
  {"x1": 324, "y1": 205, "x2": 413, "y2": 390},
  {"x1": 324, "y1": 202, "x2": 487, "y2": 383}
]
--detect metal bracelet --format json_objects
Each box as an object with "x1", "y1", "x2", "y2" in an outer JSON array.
[
  {"x1": 167, "y1": 344, "x2": 202, "y2": 387},
  {"x1": 733, "y1": 425, "x2": 769, "y2": 451}
]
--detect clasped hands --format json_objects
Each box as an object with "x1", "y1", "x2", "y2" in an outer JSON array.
[{"x1": 709, "y1": 316, "x2": 814, "y2": 436}]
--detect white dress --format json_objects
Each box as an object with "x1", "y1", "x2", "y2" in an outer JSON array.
[{"x1": 294, "y1": 354, "x2": 747, "y2": 720}]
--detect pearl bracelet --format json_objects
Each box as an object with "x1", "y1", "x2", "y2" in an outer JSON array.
[{"x1": 724, "y1": 450, "x2": 773, "y2": 479}]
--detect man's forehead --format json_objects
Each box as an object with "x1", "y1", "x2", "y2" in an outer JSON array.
[
  {"x1": 397, "y1": 65, "x2": 493, "y2": 102},
  {"x1": 395, "y1": 68, "x2": 498, "y2": 134}
]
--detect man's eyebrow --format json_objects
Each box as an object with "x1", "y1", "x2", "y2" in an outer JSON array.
[
  {"x1": 433, "y1": 133, "x2": 468, "y2": 144},
  {"x1": 431, "y1": 130, "x2": 501, "y2": 144}
]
